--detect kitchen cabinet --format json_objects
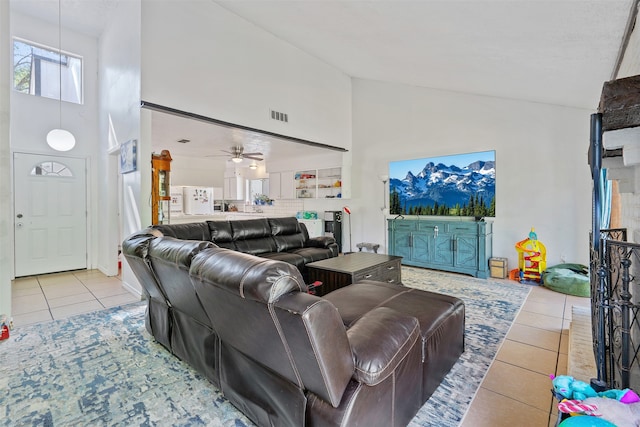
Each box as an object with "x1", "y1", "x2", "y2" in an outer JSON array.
[
  {"x1": 295, "y1": 167, "x2": 342, "y2": 199},
  {"x1": 269, "y1": 171, "x2": 295, "y2": 199},
  {"x1": 388, "y1": 218, "x2": 492, "y2": 278},
  {"x1": 224, "y1": 170, "x2": 244, "y2": 201}
]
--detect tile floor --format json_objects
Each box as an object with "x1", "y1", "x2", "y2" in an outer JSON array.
[
  {"x1": 461, "y1": 282, "x2": 590, "y2": 427},
  {"x1": 10, "y1": 270, "x2": 587, "y2": 427},
  {"x1": 10, "y1": 269, "x2": 140, "y2": 327}
]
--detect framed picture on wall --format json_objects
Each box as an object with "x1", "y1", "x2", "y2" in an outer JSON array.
[
  {"x1": 120, "y1": 139, "x2": 137, "y2": 174},
  {"x1": 389, "y1": 150, "x2": 496, "y2": 217}
]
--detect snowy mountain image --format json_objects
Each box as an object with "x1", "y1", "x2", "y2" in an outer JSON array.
[{"x1": 389, "y1": 151, "x2": 496, "y2": 217}]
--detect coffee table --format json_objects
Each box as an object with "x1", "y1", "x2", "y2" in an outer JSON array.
[{"x1": 306, "y1": 252, "x2": 402, "y2": 296}]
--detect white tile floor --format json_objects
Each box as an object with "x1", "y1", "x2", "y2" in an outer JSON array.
[
  {"x1": 461, "y1": 283, "x2": 591, "y2": 427},
  {"x1": 11, "y1": 269, "x2": 140, "y2": 327}
]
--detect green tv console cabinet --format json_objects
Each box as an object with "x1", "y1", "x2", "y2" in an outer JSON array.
[{"x1": 388, "y1": 218, "x2": 493, "y2": 278}]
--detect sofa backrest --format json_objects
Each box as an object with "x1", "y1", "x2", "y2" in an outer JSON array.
[
  {"x1": 150, "y1": 222, "x2": 211, "y2": 241},
  {"x1": 122, "y1": 232, "x2": 165, "y2": 302},
  {"x1": 148, "y1": 237, "x2": 215, "y2": 327},
  {"x1": 268, "y1": 217, "x2": 308, "y2": 252},
  {"x1": 190, "y1": 247, "x2": 353, "y2": 407},
  {"x1": 229, "y1": 218, "x2": 277, "y2": 255},
  {"x1": 206, "y1": 220, "x2": 236, "y2": 250},
  {"x1": 121, "y1": 232, "x2": 172, "y2": 349}
]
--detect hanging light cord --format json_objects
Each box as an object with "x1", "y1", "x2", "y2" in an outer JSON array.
[{"x1": 58, "y1": 0, "x2": 62, "y2": 126}]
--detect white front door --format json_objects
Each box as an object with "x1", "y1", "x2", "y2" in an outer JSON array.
[{"x1": 13, "y1": 152, "x2": 87, "y2": 277}]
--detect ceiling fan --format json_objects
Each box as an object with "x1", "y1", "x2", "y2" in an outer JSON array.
[{"x1": 210, "y1": 146, "x2": 264, "y2": 163}]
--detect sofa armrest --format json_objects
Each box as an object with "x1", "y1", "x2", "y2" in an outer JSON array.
[
  {"x1": 346, "y1": 307, "x2": 420, "y2": 386},
  {"x1": 306, "y1": 236, "x2": 336, "y2": 249}
]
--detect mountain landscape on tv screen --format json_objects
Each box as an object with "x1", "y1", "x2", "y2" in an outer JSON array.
[{"x1": 389, "y1": 159, "x2": 496, "y2": 217}]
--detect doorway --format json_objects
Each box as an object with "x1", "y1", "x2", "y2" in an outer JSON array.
[{"x1": 13, "y1": 152, "x2": 87, "y2": 277}]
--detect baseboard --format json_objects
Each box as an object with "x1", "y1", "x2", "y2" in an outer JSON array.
[{"x1": 121, "y1": 279, "x2": 143, "y2": 300}]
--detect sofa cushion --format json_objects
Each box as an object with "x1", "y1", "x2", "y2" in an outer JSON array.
[
  {"x1": 273, "y1": 233, "x2": 307, "y2": 252},
  {"x1": 235, "y1": 237, "x2": 277, "y2": 255},
  {"x1": 347, "y1": 307, "x2": 421, "y2": 386},
  {"x1": 268, "y1": 217, "x2": 301, "y2": 236},
  {"x1": 230, "y1": 219, "x2": 277, "y2": 255},
  {"x1": 150, "y1": 222, "x2": 211, "y2": 241},
  {"x1": 191, "y1": 247, "x2": 306, "y2": 304},
  {"x1": 231, "y1": 218, "x2": 272, "y2": 240},
  {"x1": 267, "y1": 218, "x2": 307, "y2": 252},
  {"x1": 207, "y1": 220, "x2": 234, "y2": 244},
  {"x1": 259, "y1": 252, "x2": 307, "y2": 272},
  {"x1": 289, "y1": 247, "x2": 335, "y2": 264},
  {"x1": 149, "y1": 237, "x2": 215, "y2": 270}
]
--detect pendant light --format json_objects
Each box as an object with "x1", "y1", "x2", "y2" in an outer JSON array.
[{"x1": 46, "y1": 0, "x2": 76, "y2": 151}]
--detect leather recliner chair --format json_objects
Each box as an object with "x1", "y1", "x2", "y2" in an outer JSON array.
[{"x1": 190, "y1": 246, "x2": 425, "y2": 427}]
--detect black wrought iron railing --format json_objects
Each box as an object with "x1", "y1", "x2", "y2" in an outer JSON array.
[{"x1": 590, "y1": 228, "x2": 640, "y2": 390}]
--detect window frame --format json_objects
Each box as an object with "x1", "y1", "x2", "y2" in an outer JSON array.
[{"x1": 12, "y1": 37, "x2": 85, "y2": 105}]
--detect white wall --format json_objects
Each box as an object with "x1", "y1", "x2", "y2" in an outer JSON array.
[
  {"x1": 10, "y1": 11, "x2": 100, "y2": 273},
  {"x1": 97, "y1": 0, "x2": 141, "y2": 290},
  {"x1": 351, "y1": 79, "x2": 593, "y2": 269},
  {"x1": 170, "y1": 155, "x2": 226, "y2": 188},
  {"x1": 0, "y1": 1, "x2": 11, "y2": 317},
  {"x1": 141, "y1": 1, "x2": 352, "y2": 151},
  {"x1": 10, "y1": 12, "x2": 99, "y2": 160}
]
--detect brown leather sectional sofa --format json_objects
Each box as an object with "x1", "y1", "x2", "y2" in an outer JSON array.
[
  {"x1": 122, "y1": 217, "x2": 465, "y2": 426},
  {"x1": 148, "y1": 217, "x2": 338, "y2": 282}
]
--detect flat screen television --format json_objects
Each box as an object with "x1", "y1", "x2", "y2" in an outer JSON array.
[{"x1": 389, "y1": 150, "x2": 495, "y2": 217}]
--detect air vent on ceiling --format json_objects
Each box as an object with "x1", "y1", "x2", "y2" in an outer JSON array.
[
  {"x1": 177, "y1": 139, "x2": 190, "y2": 143},
  {"x1": 270, "y1": 109, "x2": 288, "y2": 123}
]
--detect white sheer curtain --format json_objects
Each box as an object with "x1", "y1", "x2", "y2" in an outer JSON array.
[{"x1": 600, "y1": 169, "x2": 612, "y2": 229}]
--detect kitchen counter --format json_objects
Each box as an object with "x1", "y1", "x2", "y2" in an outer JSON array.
[{"x1": 169, "y1": 212, "x2": 294, "y2": 224}]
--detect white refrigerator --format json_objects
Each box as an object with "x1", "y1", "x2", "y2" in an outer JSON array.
[
  {"x1": 182, "y1": 186, "x2": 214, "y2": 215},
  {"x1": 298, "y1": 219, "x2": 324, "y2": 238}
]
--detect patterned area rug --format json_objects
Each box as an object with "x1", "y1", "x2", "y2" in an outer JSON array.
[
  {"x1": 403, "y1": 267, "x2": 530, "y2": 426},
  {"x1": 0, "y1": 267, "x2": 529, "y2": 427}
]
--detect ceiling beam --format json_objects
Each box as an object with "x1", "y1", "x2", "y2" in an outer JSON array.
[{"x1": 140, "y1": 101, "x2": 348, "y2": 153}]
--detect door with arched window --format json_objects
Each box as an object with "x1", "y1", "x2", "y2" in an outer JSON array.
[{"x1": 13, "y1": 152, "x2": 87, "y2": 277}]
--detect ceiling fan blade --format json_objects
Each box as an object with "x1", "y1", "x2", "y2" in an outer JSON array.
[
  {"x1": 244, "y1": 155, "x2": 264, "y2": 161},
  {"x1": 242, "y1": 152, "x2": 263, "y2": 156}
]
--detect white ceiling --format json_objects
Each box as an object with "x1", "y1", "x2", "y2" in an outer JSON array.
[
  {"x1": 216, "y1": 0, "x2": 634, "y2": 109},
  {"x1": 11, "y1": 0, "x2": 637, "y2": 161}
]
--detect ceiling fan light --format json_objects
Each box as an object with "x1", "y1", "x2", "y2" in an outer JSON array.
[
  {"x1": 46, "y1": 128, "x2": 76, "y2": 151},
  {"x1": 249, "y1": 162, "x2": 258, "y2": 170},
  {"x1": 231, "y1": 157, "x2": 243, "y2": 163}
]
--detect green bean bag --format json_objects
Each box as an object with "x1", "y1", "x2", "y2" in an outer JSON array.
[{"x1": 542, "y1": 263, "x2": 590, "y2": 297}]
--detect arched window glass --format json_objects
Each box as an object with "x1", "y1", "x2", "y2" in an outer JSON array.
[{"x1": 30, "y1": 161, "x2": 73, "y2": 177}]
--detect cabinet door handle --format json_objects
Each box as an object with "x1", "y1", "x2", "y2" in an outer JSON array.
[
  {"x1": 386, "y1": 266, "x2": 395, "y2": 270},
  {"x1": 387, "y1": 279, "x2": 395, "y2": 283},
  {"x1": 434, "y1": 226, "x2": 438, "y2": 238},
  {"x1": 364, "y1": 274, "x2": 372, "y2": 279}
]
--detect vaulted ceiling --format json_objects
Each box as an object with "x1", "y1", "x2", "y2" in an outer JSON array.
[
  {"x1": 10, "y1": 0, "x2": 637, "y2": 160},
  {"x1": 217, "y1": 0, "x2": 635, "y2": 110}
]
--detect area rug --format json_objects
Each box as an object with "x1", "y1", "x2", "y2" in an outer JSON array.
[{"x1": 0, "y1": 267, "x2": 529, "y2": 427}]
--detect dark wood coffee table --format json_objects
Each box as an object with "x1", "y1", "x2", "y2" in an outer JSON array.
[{"x1": 307, "y1": 252, "x2": 402, "y2": 296}]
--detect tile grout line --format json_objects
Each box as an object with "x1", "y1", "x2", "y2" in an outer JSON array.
[{"x1": 37, "y1": 275, "x2": 55, "y2": 321}]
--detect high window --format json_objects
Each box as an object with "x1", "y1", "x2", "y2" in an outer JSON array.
[{"x1": 13, "y1": 38, "x2": 83, "y2": 104}]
